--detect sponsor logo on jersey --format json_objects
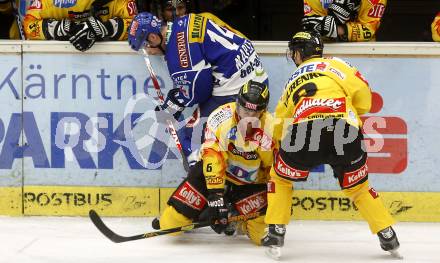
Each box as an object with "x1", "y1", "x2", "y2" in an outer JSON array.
[
  {"x1": 53, "y1": 0, "x2": 77, "y2": 8},
  {"x1": 205, "y1": 175, "x2": 224, "y2": 185},
  {"x1": 176, "y1": 31, "x2": 189, "y2": 68},
  {"x1": 235, "y1": 191, "x2": 267, "y2": 215},
  {"x1": 127, "y1": 0, "x2": 137, "y2": 16},
  {"x1": 290, "y1": 62, "x2": 328, "y2": 81},
  {"x1": 293, "y1": 97, "x2": 346, "y2": 123},
  {"x1": 368, "y1": 3, "x2": 385, "y2": 18},
  {"x1": 227, "y1": 126, "x2": 237, "y2": 140},
  {"x1": 227, "y1": 165, "x2": 257, "y2": 183},
  {"x1": 251, "y1": 129, "x2": 273, "y2": 151},
  {"x1": 369, "y1": 187, "x2": 379, "y2": 199},
  {"x1": 189, "y1": 14, "x2": 206, "y2": 43},
  {"x1": 228, "y1": 143, "x2": 258, "y2": 160},
  {"x1": 274, "y1": 154, "x2": 309, "y2": 180},
  {"x1": 304, "y1": 3, "x2": 312, "y2": 15},
  {"x1": 342, "y1": 164, "x2": 368, "y2": 188},
  {"x1": 29, "y1": 0, "x2": 42, "y2": 10},
  {"x1": 207, "y1": 105, "x2": 233, "y2": 129},
  {"x1": 28, "y1": 21, "x2": 41, "y2": 37},
  {"x1": 267, "y1": 181, "x2": 275, "y2": 193},
  {"x1": 329, "y1": 67, "x2": 346, "y2": 79},
  {"x1": 172, "y1": 181, "x2": 206, "y2": 210},
  {"x1": 316, "y1": 62, "x2": 327, "y2": 71}
]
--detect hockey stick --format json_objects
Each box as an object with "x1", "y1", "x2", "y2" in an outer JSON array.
[
  {"x1": 11, "y1": 0, "x2": 25, "y2": 40},
  {"x1": 89, "y1": 209, "x2": 261, "y2": 243},
  {"x1": 141, "y1": 48, "x2": 190, "y2": 172}
]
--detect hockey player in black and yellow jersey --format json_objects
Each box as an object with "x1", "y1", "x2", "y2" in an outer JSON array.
[
  {"x1": 154, "y1": 80, "x2": 276, "y2": 245},
  {"x1": 302, "y1": 0, "x2": 386, "y2": 41},
  {"x1": 23, "y1": 0, "x2": 137, "y2": 51},
  {"x1": 261, "y1": 31, "x2": 400, "y2": 259}
]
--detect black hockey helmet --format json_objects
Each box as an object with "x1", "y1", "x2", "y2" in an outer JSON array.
[
  {"x1": 237, "y1": 80, "x2": 270, "y2": 112},
  {"x1": 288, "y1": 31, "x2": 323, "y2": 61}
]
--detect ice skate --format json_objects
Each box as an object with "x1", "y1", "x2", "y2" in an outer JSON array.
[
  {"x1": 261, "y1": 224, "x2": 286, "y2": 260},
  {"x1": 378, "y1": 226, "x2": 402, "y2": 259}
]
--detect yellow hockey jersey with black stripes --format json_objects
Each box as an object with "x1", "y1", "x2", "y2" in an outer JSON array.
[
  {"x1": 23, "y1": 0, "x2": 136, "y2": 40},
  {"x1": 273, "y1": 56, "x2": 371, "y2": 142},
  {"x1": 432, "y1": 12, "x2": 440, "y2": 42},
  {"x1": 201, "y1": 102, "x2": 276, "y2": 191},
  {"x1": 198, "y1": 12, "x2": 247, "y2": 39},
  {"x1": 303, "y1": 0, "x2": 386, "y2": 41}
]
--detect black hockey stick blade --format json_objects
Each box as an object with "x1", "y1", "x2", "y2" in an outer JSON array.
[
  {"x1": 89, "y1": 209, "x2": 209, "y2": 243},
  {"x1": 89, "y1": 209, "x2": 141, "y2": 243},
  {"x1": 89, "y1": 209, "x2": 261, "y2": 243}
]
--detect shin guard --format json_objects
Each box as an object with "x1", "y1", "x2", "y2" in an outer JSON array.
[{"x1": 343, "y1": 181, "x2": 395, "y2": 234}]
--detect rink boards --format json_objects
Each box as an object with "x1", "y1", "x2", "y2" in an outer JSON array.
[
  {"x1": 1, "y1": 41, "x2": 440, "y2": 221},
  {"x1": 1, "y1": 186, "x2": 439, "y2": 222}
]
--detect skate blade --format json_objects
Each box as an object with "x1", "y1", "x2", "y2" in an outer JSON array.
[
  {"x1": 389, "y1": 249, "x2": 403, "y2": 259},
  {"x1": 265, "y1": 246, "x2": 282, "y2": 260}
]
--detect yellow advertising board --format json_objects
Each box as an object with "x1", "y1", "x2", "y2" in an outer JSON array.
[
  {"x1": 161, "y1": 188, "x2": 440, "y2": 222},
  {"x1": 23, "y1": 186, "x2": 159, "y2": 216},
  {"x1": 0, "y1": 187, "x2": 22, "y2": 216},
  {"x1": 1, "y1": 186, "x2": 438, "y2": 221}
]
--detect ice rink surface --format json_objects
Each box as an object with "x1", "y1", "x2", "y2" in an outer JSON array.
[{"x1": 0, "y1": 216, "x2": 438, "y2": 263}]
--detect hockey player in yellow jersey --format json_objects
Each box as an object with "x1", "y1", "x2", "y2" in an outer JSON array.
[
  {"x1": 154, "y1": 80, "x2": 275, "y2": 245},
  {"x1": 261, "y1": 31, "x2": 400, "y2": 259},
  {"x1": 23, "y1": 0, "x2": 137, "y2": 51},
  {"x1": 302, "y1": 0, "x2": 386, "y2": 41},
  {"x1": 432, "y1": 12, "x2": 440, "y2": 41}
]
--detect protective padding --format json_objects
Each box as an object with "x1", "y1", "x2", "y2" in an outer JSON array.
[
  {"x1": 264, "y1": 168, "x2": 294, "y2": 225},
  {"x1": 159, "y1": 205, "x2": 193, "y2": 235},
  {"x1": 342, "y1": 181, "x2": 395, "y2": 234}
]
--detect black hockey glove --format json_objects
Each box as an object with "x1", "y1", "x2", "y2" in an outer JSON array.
[
  {"x1": 160, "y1": 88, "x2": 185, "y2": 118},
  {"x1": 301, "y1": 15, "x2": 338, "y2": 39},
  {"x1": 43, "y1": 19, "x2": 72, "y2": 41},
  {"x1": 83, "y1": 16, "x2": 123, "y2": 40},
  {"x1": 69, "y1": 21, "x2": 97, "y2": 52},
  {"x1": 328, "y1": 0, "x2": 359, "y2": 24},
  {"x1": 207, "y1": 191, "x2": 229, "y2": 234}
]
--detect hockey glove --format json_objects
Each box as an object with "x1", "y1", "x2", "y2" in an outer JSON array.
[
  {"x1": 328, "y1": 0, "x2": 358, "y2": 24},
  {"x1": 69, "y1": 21, "x2": 97, "y2": 52},
  {"x1": 301, "y1": 15, "x2": 338, "y2": 39},
  {"x1": 84, "y1": 16, "x2": 123, "y2": 40},
  {"x1": 207, "y1": 191, "x2": 229, "y2": 234},
  {"x1": 43, "y1": 19, "x2": 72, "y2": 41},
  {"x1": 161, "y1": 88, "x2": 185, "y2": 118}
]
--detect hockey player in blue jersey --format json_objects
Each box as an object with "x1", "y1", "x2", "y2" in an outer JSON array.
[{"x1": 128, "y1": 12, "x2": 268, "y2": 164}]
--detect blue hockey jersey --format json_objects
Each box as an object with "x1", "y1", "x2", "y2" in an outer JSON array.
[{"x1": 165, "y1": 13, "x2": 268, "y2": 107}]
